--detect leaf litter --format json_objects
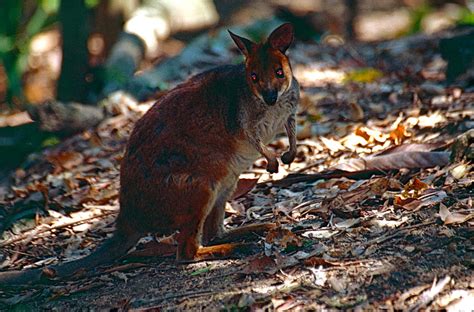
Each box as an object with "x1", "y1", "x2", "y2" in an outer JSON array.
[{"x1": 0, "y1": 27, "x2": 473, "y2": 311}]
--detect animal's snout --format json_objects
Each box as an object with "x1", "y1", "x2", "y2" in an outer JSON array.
[{"x1": 262, "y1": 90, "x2": 278, "y2": 105}]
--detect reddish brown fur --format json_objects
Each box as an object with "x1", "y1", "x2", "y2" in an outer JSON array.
[
  {"x1": 118, "y1": 69, "x2": 245, "y2": 259},
  {"x1": 244, "y1": 44, "x2": 293, "y2": 100},
  {"x1": 0, "y1": 23, "x2": 299, "y2": 285},
  {"x1": 230, "y1": 23, "x2": 294, "y2": 106}
]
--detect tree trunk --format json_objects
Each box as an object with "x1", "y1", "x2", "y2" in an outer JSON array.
[{"x1": 57, "y1": 0, "x2": 90, "y2": 102}]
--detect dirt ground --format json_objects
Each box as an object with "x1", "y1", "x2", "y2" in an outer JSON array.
[{"x1": 0, "y1": 23, "x2": 473, "y2": 311}]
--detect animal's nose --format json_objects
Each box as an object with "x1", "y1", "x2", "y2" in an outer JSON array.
[{"x1": 262, "y1": 89, "x2": 278, "y2": 105}]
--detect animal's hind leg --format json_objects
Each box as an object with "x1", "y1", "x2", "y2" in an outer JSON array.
[
  {"x1": 202, "y1": 182, "x2": 275, "y2": 246},
  {"x1": 175, "y1": 185, "x2": 218, "y2": 262},
  {"x1": 175, "y1": 219, "x2": 202, "y2": 262},
  {"x1": 202, "y1": 186, "x2": 234, "y2": 244}
]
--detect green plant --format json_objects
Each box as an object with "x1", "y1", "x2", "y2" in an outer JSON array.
[
  {"x1": 407, "y1": 3, "x2": 433, "y2": 35},
  {"x1": 458, "y1": 6, "x2": 474, "y2": 25},
  {"x1": 0, "y1": 0, "x2": 59, "y2": 108}
]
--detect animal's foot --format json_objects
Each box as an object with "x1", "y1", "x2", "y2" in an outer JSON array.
[
  {"x1": 266, "y1": 157, "x2": 279, "y2": 173},
  {"x1": 281, "y1": 151, "x2": 296, "y2": 165}
]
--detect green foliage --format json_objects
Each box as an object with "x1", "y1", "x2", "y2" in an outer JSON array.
[
  {"x1": 407, "y1": 3, "x2": 433, "y2": 35},
  {"x1": 0, "y1": 0, "x2": 59, "y2": 108},
  {"x1": 41, "y1": 0, "x2": 60, "y2": 13},
  {"x1": 190, "y1": 265, "x2": 214, "y2": 276},
  {"x1": 344, "y1": 67, "x2": 383, "y2": 84},
  {"x1": 405, "y1": 2, "x2": 474, "y2": 35},
  {"x1": 41, "y1": 135, "x2": 61, "y2": 147},
  {"x1": 85, "y1": 0, "x2": 100, "y2": 9},
  {"x1": 458, "y1": 7, "x2": 474, "y2": 25}
]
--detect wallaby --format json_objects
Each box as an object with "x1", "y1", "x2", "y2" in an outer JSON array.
[{"x1": 0, "y1": 23, "x2": 299, "y2": 285}]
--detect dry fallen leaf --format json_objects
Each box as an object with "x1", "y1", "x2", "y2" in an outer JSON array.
[
  {"x1": 395, "y1": 189, "x2": 447, "y2": 211},
  {"x1": 348, "y1": 102, "x2": 364, "y2": 121},
  {"x1": 231, "y1": 178, "x2": 259, "y2": 199},
  {"x1": 354, "y1": 126, "x2": 388, "y2": 144},
  {"x1": 334, "y1": 151, "x2": 450, "y2": 172},
  {"x1": 241, "y1": 255, "x2": 277, "y2": 274},
  {"x1": 265, "y1": 227, "x2": 302, "y2": 250},
  {"x1": 402, "y1": 178, "x2": 430, "y2": 198},
  {"x1": 0, "y1": 111, "x2": 34, "y2": 127},
  {"x1": 320, "y1": 137, "x2": 346, "y2": 153},
  {"x1": 438, "y1": 204, "x2": 474, "y2": 225},
  {"x1": 389, "y1": 124, "x2": 411, "y2": 145},
  {"x1": 334, "y1": 218, "x2": 360, "y2": 229},
  {"x1": 450, "y1": 163, "x2": 470, "y2": 180},
  {"x1": 47, "y1": 151, "x2": 84, "y2": 172}
]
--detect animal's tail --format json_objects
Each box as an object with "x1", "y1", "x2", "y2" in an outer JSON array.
[{"x1": 0, "y1": 229, "x2": 141, "y2": 286}]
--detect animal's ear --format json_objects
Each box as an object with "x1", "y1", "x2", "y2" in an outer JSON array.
[
  {"x1": 267, "y1": 23, "x2": 294, "y2": 53},
  {"x1": 228, "y1": 30, "x2": 255, "y2": 57}
]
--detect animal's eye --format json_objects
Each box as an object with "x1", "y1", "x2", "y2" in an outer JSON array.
[
  {"x1": 250, "y1": 72, "x2": 258, "y2": 83},
  {"x1": 276, "y1": 68, "x2": 284, "y2": 78}
]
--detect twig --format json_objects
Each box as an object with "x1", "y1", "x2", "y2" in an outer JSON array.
[
  {"x1": 138, "y1": 289, "x2": 216, "y2": 306},
  {"x1": 360, "y1": 220, "x2": 436, "y2": 247},
  {"x1": 292, "y1": 199, "x2": 320, "y2": 212},
  {"x1": 409, "y1": 276, "x2": 451, "y2": 311}
]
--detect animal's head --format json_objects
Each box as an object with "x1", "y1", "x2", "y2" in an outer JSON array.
[{"x1": 229, "y1": 23, "x2": 294, "y2": 106}]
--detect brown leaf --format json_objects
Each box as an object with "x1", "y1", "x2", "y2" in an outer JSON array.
[
  {"x1": 389, "y1": 124, "x2": 411, "y2": 145},
  {"x1": 439, "y1": 204, "x2": 474, "y2": 225},
  {"x1": 354, "y1": 126, "x2": 371, "y2": 141},
  {"x1": 265, "y1": 227, "x2": 302, "y2": 249},
  {"x1": 402, "y1": 178, "x2": 430, "y2": 198},
  {"x1": 349, "y1": 102, "x2": 364, "y2": 121},
  {"x1": 0, "y1": 111, "x2": 33, "y2": 127},
  {"x1": 354, "y1": 126, "x2": 387, "y2": 143},
  {"x1": 231, "y1": 178, "x2": 259, "y2": 199},
  {"x1": 304, "y1": 257, "x2": 334, "y2": 267},
  {"x1": 47, "y1": 151, "x2": 84, "y2": 172},
  {"x1": 225, "y1": 202, "x2": 246, "y2": 216},
  {"x1": 241, "y1": 255, "x2": 276, "y2": 274},
  {"x1": 334, "y1": 151, "x2": 450, "y2": 172},
  {"x1": 81, "y1": 185, "x2": 118, "y2": 205},
  {"x1": 394, "y1": 178, "x2": 435, "y2": 210},
  {"x1": 368, "y1": 177, "x2": 402, "y2": 195},
  {"x1": 395, "y1": 189, "x2": 447, "y2": 211},
  {"x1": 339, "y1": 188, "x2": 372, "y2": 205},
  {"x1": 394, "y1": 196, "x2": 420, "y2": 209},
  {"x1": 374, "y1": 142, "x2": 446, "y2": 155},
  {"x1": 270, "y1": 147, "x2": 450, "y2": 187},
  {"x1": 321, "y1": 137, "x2": 345, "y2": 153}
]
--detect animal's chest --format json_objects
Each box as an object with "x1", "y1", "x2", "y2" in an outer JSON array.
[
  {"x1": 228, "y1": 82, "x2": 299, "y2": 175},
  {"x1": 258, "y1": 107, "x2": 289, "y2": 144},
  {"x1": 259, "y1": 89, "x2": 297, "y2": 143}
]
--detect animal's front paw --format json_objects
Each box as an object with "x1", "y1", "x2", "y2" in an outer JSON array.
[
  {"x1": 281, "y1": 150, "x2": 296, "y2": 165},
  {"x1": 266, "y1": 158, "x2": 279, "y2": 173}
]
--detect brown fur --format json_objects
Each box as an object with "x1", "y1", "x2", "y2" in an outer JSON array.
[{"x1": 0, "y1": 23, "x2": 299, "y2": 285}]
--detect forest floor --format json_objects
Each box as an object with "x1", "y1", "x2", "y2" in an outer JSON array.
[{"x1": 0, "y1": 25, "x2": 473, "y2": 311}]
